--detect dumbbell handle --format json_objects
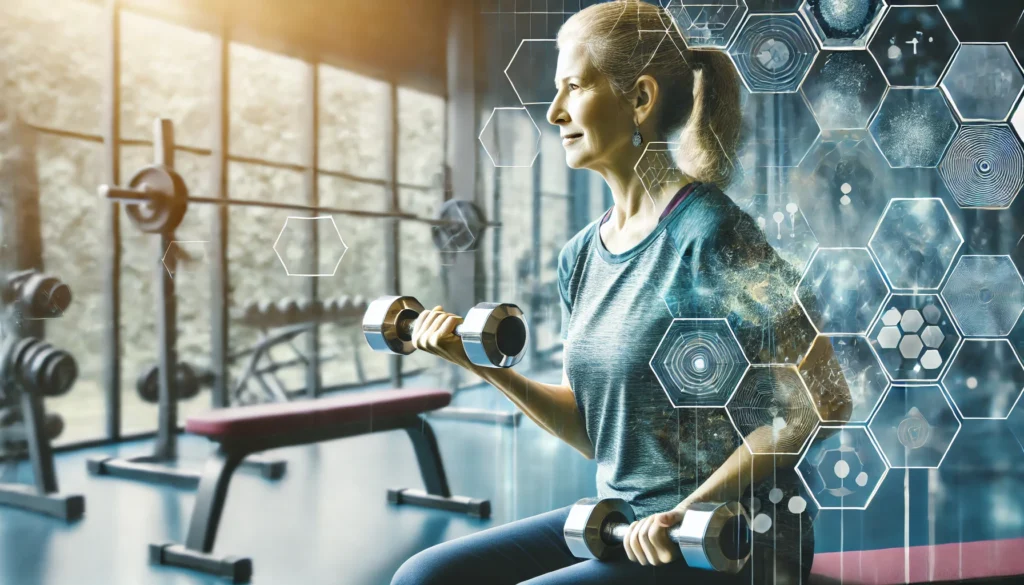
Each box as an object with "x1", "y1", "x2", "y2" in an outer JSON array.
[
  {"x1": 601, "y1": 520, "x2": 696, "y2": 547},
  {"x1": 100, "y1": 184, "x2": 156, "y2": 203},
  {"x1": 395, "y1": 314, "x2": 467, "y2": 341}
]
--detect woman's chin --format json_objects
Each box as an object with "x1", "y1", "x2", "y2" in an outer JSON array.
[{"x1": 564, "y1": 152, "x2": 590, "y2": 170}]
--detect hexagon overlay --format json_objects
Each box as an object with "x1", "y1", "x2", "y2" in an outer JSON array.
[
  {"x1": 941, "y1": 255, "x2": 1024, "y2": 337},
  {"x1": 726, "y1": 365, "x2": 820, "y2": 455},
  {"x1": 728, "y1": 14, "x2": 817, "y2": 93},
  {"x1": 797, "y1": 248, "x2": 889, "y2": 335},
  {"x1": 738, "y1": 89, "x2": 820, "y2": 169},
  {"x1": 666, "y1": 1, "x2": 748, "y2": 50},
  {"x1": 745, "y1": 0, "x2": 800, "y2": 10},
  {"x1": 791, "y1": 131, "x2": 895, "y2": 248},
  {"x1": 504, "y1": 40, "x2": 559, "y2": 106},
  {"x1": 799, "y1": 0, "x2": 886, "y2": 49},
  {"x1": 273, "y1": 216, "x2": 348, "y2": 277},
  {"x1": 940, "y1": 43, "x2": 1024, "y2": 123},
  {"x1": 868, "y1": 294, "x2": 961, "y2": 382},
  {"x1": 869, "y1": 198, "x2": 963, "y2": 290},
  {"x1": 797, "y1": 426, "x2": 888, "y2": 510},
  {"x1": 869, "y1": 89, "x2": 959, "y2": 169},
  {"x1": 650, "y1": 318, "x2": 750, "y2": 408},
  {"x1": 938, "y1": 125, "x2": 1024, "y2": 209},
  {"x1": 868, "y1": 6, "x2": 959, "y2": 88},
  {"x1": 635, "y1": 142, "x2": 688, "y2": 197},
  {"x1": 478, "y1": 107, "x2": 541, "y2": 168},
  {"x1": 743, "y1": 195, "x2": 819, "y2": 272},
  {"x1": 942, "y1": 339, "x2": 1024, "y2": 420},
  {"x1": 800, "y1": 335, "x2": 889, "y2": 423},
  {"x1": 801, "y1": 51, "x2": 887, "y2": 131},
  {"x1": 868, "y1": 384, "x2": 960, "y2": 468}
]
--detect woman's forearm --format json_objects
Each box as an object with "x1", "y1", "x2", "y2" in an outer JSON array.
[
  {"x1": 683, "y1": 426, "x2": 797, "y2": 505},
  {"x1": 472, "y1": 365, "x2": 595, "y2": 459}
]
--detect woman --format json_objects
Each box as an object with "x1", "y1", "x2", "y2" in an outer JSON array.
[{"x1": 392, "y1": 2, "x2": 851, "y2": 584}]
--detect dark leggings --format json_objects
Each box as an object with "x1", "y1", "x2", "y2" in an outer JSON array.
[{"x1": 391, "y1": 506, "x2": 814, "y2": 585}]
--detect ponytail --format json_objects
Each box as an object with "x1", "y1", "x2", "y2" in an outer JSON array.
[{"x1": 679, "y1": 50, "x2": 742, "y2": 189}]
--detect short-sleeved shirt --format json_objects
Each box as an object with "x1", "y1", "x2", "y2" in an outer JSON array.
[{"x1": 557, "y1": 182, "x2": 814, "y2": 562}]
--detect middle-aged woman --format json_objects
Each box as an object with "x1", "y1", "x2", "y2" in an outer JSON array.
[{"x1": 392, "y1": 2, "x2": 852, "y2": 584}]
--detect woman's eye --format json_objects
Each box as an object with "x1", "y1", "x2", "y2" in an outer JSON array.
[{"x1": 568, "y1": 83, "x2": 580, "y2": 91}]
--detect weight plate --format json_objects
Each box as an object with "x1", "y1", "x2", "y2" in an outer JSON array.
[
  {"x1": 125, "y1": 165, "x2": 189, "y2": 234},
  {"x1": 432, "y1": 199, "x2": 486, "y2": 253}
]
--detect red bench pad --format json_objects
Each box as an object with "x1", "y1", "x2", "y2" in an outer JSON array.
[
  {"x1": 185, "y1": 388, "x2": 451, "y2": 440},
  {"x1": 809, "y1": 538, "x2": 1024, "y2": 584}
]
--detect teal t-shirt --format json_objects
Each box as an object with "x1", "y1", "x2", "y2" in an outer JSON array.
[{"x1": 558, "y1": 182, "x2": 814, "y2": 561}]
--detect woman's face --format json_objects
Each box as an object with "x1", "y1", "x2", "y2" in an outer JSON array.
[{"x1": 546, "y1": 41, "x2": 636, "y2": 171}]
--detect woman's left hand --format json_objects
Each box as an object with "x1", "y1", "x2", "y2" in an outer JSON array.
[{"x1": 622, "y1": 500, "x2": 692, "y2": 566}]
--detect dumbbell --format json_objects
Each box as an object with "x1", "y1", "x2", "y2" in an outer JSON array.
[
  {"x1": 362, "y1": 295, "x2": 528, "y2": 368},
  {"x1": 0, "y1": 337, "x2": 78, "y2": 398},
  {"x1": 136, "y1": 362, "x2": 212, "y2": 404},
  {"x1": 0, "y1": 408, "x2": 65, "y2": 444},
  {"x1": 563, "y1": 498, "x2": 751, "y2": 573}
]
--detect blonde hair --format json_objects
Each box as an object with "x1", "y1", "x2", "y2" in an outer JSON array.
[{"x1": 557, "y1": 0, "x2": 742, "y2": 189}]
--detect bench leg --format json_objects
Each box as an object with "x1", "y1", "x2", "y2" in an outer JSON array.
[
  {"x1": 150, "y1": 448, "x2": 253, "y2": 582},
  {"x1": 390, "y1": 418, "x2": 491, "y2": 519}
]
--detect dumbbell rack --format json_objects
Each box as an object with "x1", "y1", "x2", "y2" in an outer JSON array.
[{"x1": 87, "y1": 119, "x2": 285, "y2": 488}]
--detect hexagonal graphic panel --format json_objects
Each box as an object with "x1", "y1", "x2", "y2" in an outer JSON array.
[
  {"x1": 729, "y1": 14, "x2": 817, "y2": 93},
  {"x1": 800, "y1": 335, "x2": 889, "y2": 423},
  {"x1": 868, "y1": 6, "x2": 960, "y2": 88},
  {"x1": 938, "y1": 125, "x2": 1024, "y2": 209},
  {"x1": 743, "y1": 196, "x2": 819, "y2": 272},
  {"x1": 869, "y1": 89, "x2": 958, "y2": 169},
  {"x1": 940, "y1": 43, "x2": 1024, "y2": 122},
  {"x1": 869, "y1": 198, "x2": 963, "y2": 290},
  {"x1": 791, "y1": 131, "x2": 895, "y2": 248},
  {"x1": 738, "y1": 89, "x2": 820, "y2": 169},
  {"x1": 797, "y1": 248, "x2": 889, "y2": 335},
  {"x1": 941, "y1": 255, "x2": 1024, "y2": 337},
  {"x1": 745, "y1": 0, "x2": 800, "y2": 10},
  {"x1": 666, "y1": 1, "x2": 748, "y2": 50},
  {"x1": 801, "y1": 51, "x2": 887, "y2": 131},
  {"x1": 942, "y1": 339, "x2": 1024, "y2": 420},
  {"x1": 868, "y1": 384, "x2": 960, "y2": 468},
  {"x1": 650, "y1": 318, "x2": 751, "y2": 408},
  {"x1": 799, "y1": 0, "x2": 887, "y2": 49},
  {"x1": 635, "y1": 142, "x2": 688, "y2": 197},
  {"x1": 868, "y1": 294, "x2": 960, "y2": 382},
  {"x1": 726, "y1": 365, "x2": 820, "y2": 455},
  {"x1": 504, "y1": 39, "x2": 559, "y2": 106},
  {"x1": 478, "y1": 107, "x2": 541, "y2": 168},
  {"x1": 273, "y1": 216, "x2": 348, "y2": 277},
  {"x1": 797, "y1": 426, "x2": 888, "y2": 510}
]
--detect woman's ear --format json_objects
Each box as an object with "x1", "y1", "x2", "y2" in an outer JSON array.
[{"x1": 633, "y1": 74, "x2": 660, "y2": 126}]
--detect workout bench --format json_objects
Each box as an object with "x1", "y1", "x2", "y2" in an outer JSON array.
[{"x1": 150, "y1": 388, "x2": 490, "y2": 583}]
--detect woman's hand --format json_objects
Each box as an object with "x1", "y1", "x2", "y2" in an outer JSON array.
[
  {"x1": 622, "y1": 500, "x2": 693, "y2": 566},
  {"x1": 411, "y1": 305, "x2": 476, "y2": 371}
]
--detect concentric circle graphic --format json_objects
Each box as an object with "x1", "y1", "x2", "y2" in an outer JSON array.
[
  {"x1": 939, "y1": 125, "x2": 1024, "y2": 209},
  {"x1": 730, "y1": 14, "x2": 817, "y2": 93}
]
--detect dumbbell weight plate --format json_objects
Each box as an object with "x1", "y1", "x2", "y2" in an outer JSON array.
[
  {"x1": 124, "y1": 165, "x2": 189, "y2": 234},
  {"x1": 30, "y1": 347, "x2": 77, "y2": 397},
  {"x1": 671, "y1": 501, "x2": 750, "y2": 573},
  {"x1": 461, "y1": 303, "x2": 528, "y2": 368},
  {"x1": 563, "y1": 497, "x2": 635, "y2": 561},
  {"x1": 363, "y1": 296, "x2": 425, "y2": 356}
]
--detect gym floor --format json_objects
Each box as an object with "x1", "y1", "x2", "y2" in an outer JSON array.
[{"x1": 1, "y1": 366, "x2": 1023, "y2": 585}]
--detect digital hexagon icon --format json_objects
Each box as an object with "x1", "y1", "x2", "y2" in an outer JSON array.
[
  {"x1": 938, "y1": 125, "x2": 1024, "y2": 209},
  {"x1": 801, "y1": 51, "x2": 888, "y2": 131},
  {"x1": 868, "y1": 294, "x2": 961, "y2": 382},
  {"x1": 940, "y1": 43, "x2": 1024, "y2": 123},
  {"x1": 650, "y1": 318, "x2": 750, "y2": 408},
  {"x1": 868, "y1": 198, "x2": 963, "y2": 290},
  {"x1": 796, "y1": 247, "x2": 889, "y2": 335},
  {"x1": 737, "y1": 89, "x2": 821, "y2": 169},
  {"x1": 941, "y1": 255, "x2": 1024, "y2": 337},
  {"x1": 942, "y1": 339, "x2": 1024, "y2": 420},
  {"x1": 665, "y1": 1, "x2": 748, "y2": 50},
  {"x1": 868, "y1": 5, "x2": 959, "y2": 88},
  {"x1": 726, "y1": 365, "x2": 820, "y2": 455},
  {"x1": 273, "y1": 216, "x2": 348, "y2": 277},
  {"x1": 869, "y1": 88, "x2": 959, "y2": 169},
  {"x1": 797, "y1": 426, "x2": 888, "y2": 510},
  {"x1": 799, "y1": 0, "x2": 887, "y2": 49},
  {"x1": 504, "y1": 39, "x2": 559, "y2": 106},
  {"x1": 635, "y1": 142, "x2": 688, "y2": 197},
  {"x1": 800, "y1": 335, "x2": 889, "y2": 423},
  {"x1": 868, "y1": 384, "x2": 961, "y2": 468},
  {"x1": 478, "y1": 107, "x2": 542, "y2": 168},
  {"x1": 728, "y1": 13, "x2": 818, "y2": 93}
]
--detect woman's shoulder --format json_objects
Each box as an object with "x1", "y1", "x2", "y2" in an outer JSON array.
[
  {"x1": 664, "y1": 182, "x2": 747, "y2": 251},
  {"x1": 557, "y1": 215, "x2": 601, "y2": 279}
]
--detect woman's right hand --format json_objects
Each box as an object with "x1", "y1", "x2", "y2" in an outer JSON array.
[{"x1": 410, "y1": 305, "x2": 476, "y2": 371}]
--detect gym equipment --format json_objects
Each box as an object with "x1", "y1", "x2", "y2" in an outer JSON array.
[
  {"x1": 432, "y1": 199, "x2": 487, "y2": 253},
  {"x1": 0, "y1": 409, "x2": 65, "y2": 448},
  {"x1": 88, "y1": 119, "x2": 285, "y2": 488},
  {"x1": 150, "y1": 388, "x2": 489, "y2": 583},
  {"x1": 1, "y1": 269, "x2": 72, "y2": 319},
  {"x1": 136, "y1": 361, "x2": 213, "y2": 404},
  {"x1": 563, "y1": 497, "x2": 751, "y2": 573},
  {"x1": 0, "y1": 334, "x2": 83, "y2": 521},
  {"x1": 363, "y1": 295, "x2": 529, "y2": 368},
  {"x1": 235, "y1": 296, "x2": 366, "y2": 330}
]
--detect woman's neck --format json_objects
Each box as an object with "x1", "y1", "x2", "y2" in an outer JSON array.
[{"x1": 599, "y1": 163, "x2": 692, "y2": 231}]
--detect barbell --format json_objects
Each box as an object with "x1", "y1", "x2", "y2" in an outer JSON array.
[{"x1": 136, "y1": 361, "x2": 213, "y2": 404}]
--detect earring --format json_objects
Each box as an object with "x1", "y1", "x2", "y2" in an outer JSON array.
[{"x1": 632, "y1": 126, "x2": 643, "y2": 147}]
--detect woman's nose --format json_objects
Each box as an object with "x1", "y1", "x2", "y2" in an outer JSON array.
[{"x1": 546, "y1": 95, "x2": 567, "y2": 127}]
